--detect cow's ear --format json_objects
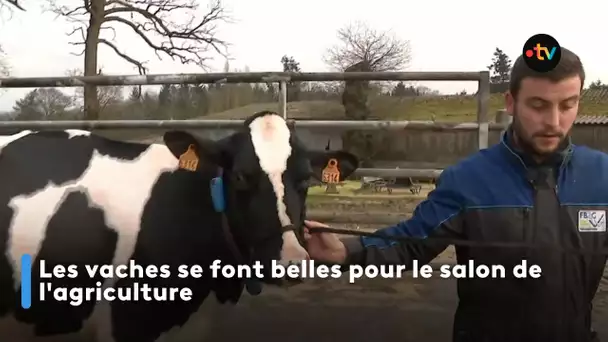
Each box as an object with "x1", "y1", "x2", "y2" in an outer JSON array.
[
  {"x1": 163, "y1": 131, "x2": 228, "y2": 170},
  {"x1": 308, "y1": 150, "x2": 359, "y2": 181}
]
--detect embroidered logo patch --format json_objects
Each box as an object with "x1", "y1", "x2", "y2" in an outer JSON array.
[{"x1": 577, "y1": 210, "x2": 606, "y2": 232}]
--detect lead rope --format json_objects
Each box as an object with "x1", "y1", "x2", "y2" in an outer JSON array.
[{"x1": 308, "y1": 226, "x2": 608, "y2": 256}]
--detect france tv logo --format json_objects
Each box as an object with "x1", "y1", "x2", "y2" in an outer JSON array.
[{"x1": 522, "y1": 34, "x2": 562, "y2": 73}]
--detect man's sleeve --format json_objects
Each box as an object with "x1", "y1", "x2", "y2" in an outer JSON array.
[{"x1": 342, "y1": 166, "x2": 465, "y2": 268}]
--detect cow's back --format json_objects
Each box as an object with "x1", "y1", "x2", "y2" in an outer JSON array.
[{"x1": 0, "y1": 130, "x2": 188, "y2": 341}]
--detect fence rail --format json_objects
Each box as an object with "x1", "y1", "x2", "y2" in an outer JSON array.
[
  {"x1": 0, "y1": 70, "x2": 492, "y2": 180},
  {"x1": 0, "y1": 71, "x2": 486, "y2": 88},
  {"x1": 354, "y1": 168, "x2": 442, "y2": 178},
  {"x1": 0, "y1": 119, "x2": 508, "y2": 132}
]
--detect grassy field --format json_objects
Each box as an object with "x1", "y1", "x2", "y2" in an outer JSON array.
[
  {"x1": 307, "y1": 180, "x2": 424, "y2": 198},
  {"x1": 305, "y1": 181, "x2": 432, "y2": 225},
  {"x1": 104, "y1": 91, "x2": 608, "y2": 143},
  {"x1": 202, "y1": 96, "x2": 503, "y2": 122},
  {"x1": 307, "y1": 180, "x2": 430, "y2": 208}
]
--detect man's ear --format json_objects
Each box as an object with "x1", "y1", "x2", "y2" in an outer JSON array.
[
  {"x1": 163, "y1": 130, "x2": 227, "y2": 171},
  {"x1": 308, "y1": 150, "x2": 359, "y2": 181}
]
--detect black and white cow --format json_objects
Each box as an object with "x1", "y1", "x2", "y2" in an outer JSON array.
[{"x1": 0, "y1": 111, "x2": 359, "y2": 342}]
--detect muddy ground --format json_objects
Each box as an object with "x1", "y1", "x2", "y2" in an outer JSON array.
[{"x1": 189, "y1": 190, "x2": 608, "y2": 341}]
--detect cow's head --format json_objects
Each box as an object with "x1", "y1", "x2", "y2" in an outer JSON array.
[{"x1": 163, "y1": 111, "x2": 359, "y2": 284}]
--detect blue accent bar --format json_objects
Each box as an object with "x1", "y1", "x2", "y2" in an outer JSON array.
[{"x1": 21, "y1": 254, "x2": 31, "y2": 309}]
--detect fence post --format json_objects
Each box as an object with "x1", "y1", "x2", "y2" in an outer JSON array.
[
  {"x1": 476, "y1": 71, "x2": 490, "y2": 150},
  {"x1": 495, "y1": 109, "x2": 512, "y2": 125},
  {"x1": 278, "y1": 81, "x2": 287, "y2": 119}
]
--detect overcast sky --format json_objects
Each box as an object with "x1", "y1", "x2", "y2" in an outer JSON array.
[{"x1": 0, "y1": 0, "x2": 606, "y2": 112}]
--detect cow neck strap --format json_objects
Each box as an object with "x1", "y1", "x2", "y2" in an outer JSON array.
[
  {"x1": 210, "y1": 168, "x2": 245, "y2": 264},
  {"x1": 211, "y1": 168, "x2": 263, "y2": 295}
]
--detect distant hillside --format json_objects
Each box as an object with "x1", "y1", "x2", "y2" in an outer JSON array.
[
  {"x1": 110, "y1": 92, "x2": 608, "y2": 143},
  {"x1": 202, "y1": 101, "x2": 346, "y2": 120},
  {"x1": 201, "y1": 96, "x2": 497, "y2": 123}
]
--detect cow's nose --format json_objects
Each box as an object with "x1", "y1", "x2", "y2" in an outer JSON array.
[
  {"x1": 275, "y1": 259, "x2": 306, "y2": 286},
  {"x1": 280, "y1": 267, "x2": 305, "y2": 287}
]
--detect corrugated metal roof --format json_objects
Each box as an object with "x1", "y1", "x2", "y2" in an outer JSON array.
[{"x1": 575, "y1": 115, "x2": 608, "y2": 125}]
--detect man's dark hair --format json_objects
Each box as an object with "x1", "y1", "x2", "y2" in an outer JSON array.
[{"x1": 509, "y1": 47, "x2": 585, "y2": 98}]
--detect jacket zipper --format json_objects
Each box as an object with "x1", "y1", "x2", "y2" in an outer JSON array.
[
  {"x1": 522, "y1": 183, "x2": 534, "y2": 339},
  {"x1": 523, "y1": 206, "x2": 532, "y2": 262},
  {"x1": 556, "y1": 169, "x2": 568, "y2": 336},
  {"x1": 528, "y1": 181, "x2": 537, "y2": 246}
]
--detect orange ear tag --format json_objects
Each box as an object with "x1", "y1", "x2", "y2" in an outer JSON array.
[
  {"x1": 178, "y1": 144, "x2": 199, "y2": 171},
  {"x1": 321, "y1": 158, "x2": 340, "y2": 183}
]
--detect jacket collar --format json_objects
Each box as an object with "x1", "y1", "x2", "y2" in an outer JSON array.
[{"x1": 499, "y1": 125, "x2": 573, "y2": 170}]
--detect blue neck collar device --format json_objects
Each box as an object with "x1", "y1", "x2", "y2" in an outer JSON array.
[{"x1": 209, "y1": 176, "x2": 226, "y2": 213}]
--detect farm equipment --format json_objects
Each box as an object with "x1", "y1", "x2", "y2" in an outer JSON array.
[
  {"x1": 355, "y1": 177, "x2": 396, "y2": 194},
  {"x1": 355, "y1": 176, "x2": 422, "y2": 195}
]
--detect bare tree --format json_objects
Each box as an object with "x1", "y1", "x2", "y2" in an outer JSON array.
[
  {"x1": 324, "y1": 22, "x2": 411, "y2": 168},
  {"x1": 0, "y1": 0, "x2": 23, "y2": 78},
  {"x1": 324, "y1": 21, "x2": 411, "y2": 72},
  {"x1": 0, "y1": 45, "x2": 9, "y2": 77},
  {"x1": 0, "y1": 0, "x2": 24, "y2": 20},
  {"x1": 65, "y1": 68, "x2": 124, "y2": 116},
  {"x1": 0, "y1": 0, "x2": 25, "y2": 11},
  {"x1": 47, "y1": 0, "x2": 230, "y2": 120},
  {"x1": 13, "y1": 88, "x2": 74, "y2": 120},
  {"x1": 0, "y1": 45, "x2": 9, "y2": 98}
]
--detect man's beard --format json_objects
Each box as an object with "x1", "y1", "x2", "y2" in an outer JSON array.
[{"x1": 511, "y1": 112, "x2": 568, "y2": 159}]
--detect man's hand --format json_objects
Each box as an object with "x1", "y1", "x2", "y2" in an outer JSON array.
[{"x1": 303, "y1": 220, "x2": 348, "y2": 264}]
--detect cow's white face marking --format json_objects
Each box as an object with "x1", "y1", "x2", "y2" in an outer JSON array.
[{"x1": 248, "y1": 114, "x2": 309, "y2": 265}]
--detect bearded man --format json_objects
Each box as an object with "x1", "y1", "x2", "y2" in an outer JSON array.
[{"x1": 305, "y1": 47, "x2": 606, "y2": 342}]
